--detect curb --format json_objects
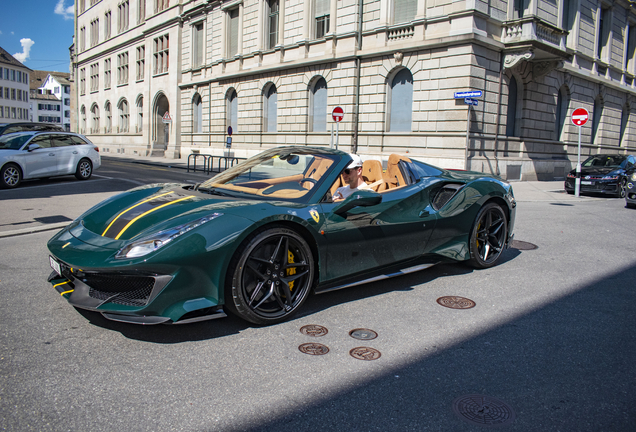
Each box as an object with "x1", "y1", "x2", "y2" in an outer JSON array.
[{"x1": 0, "y1": 222, "x2": 69, "y2": 239}]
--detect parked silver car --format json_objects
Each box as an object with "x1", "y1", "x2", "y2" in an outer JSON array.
[{"x1": 0, "y1": 132, "x2": 101, "y2": 189}]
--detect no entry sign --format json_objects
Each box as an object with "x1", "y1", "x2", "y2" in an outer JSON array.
[
  {"x1": 571, "y1": 108, "x2": 589, "y2": 126},
  {"x1": 332, "y1": 106, "x2": 344, "y2": 122}
]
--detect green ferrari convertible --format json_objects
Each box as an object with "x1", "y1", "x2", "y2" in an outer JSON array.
[{"x1": 47, "y1": 146, "x2": 516, "y2": 325}]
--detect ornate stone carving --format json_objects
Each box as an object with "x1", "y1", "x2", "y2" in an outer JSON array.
[
  {"x1": 533, "y1": 60, "x2": 564, "y2": 79},
  {"x1": 394, "y1": 51, "x2": 404, "y2": 65},
  {"x1": 504, "y1": 51, "x2": 534, "y2": 69}
]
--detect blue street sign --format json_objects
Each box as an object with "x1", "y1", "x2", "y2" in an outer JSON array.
[
  {"x1": 454, "y1": 91, "x2": 483, "y2": 99},
  {"x1": 464, "y1": 98, "x2": 478, "y2": 106}
]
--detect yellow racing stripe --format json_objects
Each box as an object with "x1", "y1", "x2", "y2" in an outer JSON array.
[
  {"x1": 102, "y1": 191, "x2": 174, "y2": 236},
  {"x1": 53, "y1": 281, "x2": 69, "y2": 288},
  {"x1": 60, "y1": 289, "x2": 75, "y2": 296},
  {"x1": 114, "y1": 196, "x2": 194, "y2": 240}
]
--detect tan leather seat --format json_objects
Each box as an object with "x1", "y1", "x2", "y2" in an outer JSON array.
[
  {"x1": 361, "y1": 160, "x2": 388, "y2": 192},
  {"x1": 384, "y1": 154, "x2": 412, "y2": 190}
]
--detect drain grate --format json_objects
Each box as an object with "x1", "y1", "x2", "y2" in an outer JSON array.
[
  {"x1": 510, "y1": 240, "x2": 538, "y2": 250},
  {"x1": 298, "y1": 343, "x2": 329, "y2": 355},
  {"x1": 300, "y1": 325, "x2": 328, "y2": 337},
  {"x1": 452, "y1": 394, "x2": 515, "y2": 427},
  {"x1": 349, "y1": 328, "x2": 378, "y2": 340},
  {"x1": 437, "y1": 296, "x2": 476, "y2": 309},
  {"x1": 349, "y1": 347, "x2": 381, "y2": 360}
]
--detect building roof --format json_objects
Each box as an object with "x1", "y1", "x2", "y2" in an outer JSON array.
[
  {"x1": 30, "y1": 70, "x2": 52, "y2": 90},
  {"x1": 30, "y1": 92, "x2": 61, "y2": 101},
  {"x1": 0, "y1": 46, "x2": 32, "y2": 70}
]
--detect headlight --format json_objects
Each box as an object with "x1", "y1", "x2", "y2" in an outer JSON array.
[
  {"x1": 115, "y1": 213, "x2": 222, "y2": 259},
  {"x1": 567, "y1": 173, "x2": 575, "y2": 178},
  {"x1": 631, "y1": 173, "x2": 636, "y2": 182}
]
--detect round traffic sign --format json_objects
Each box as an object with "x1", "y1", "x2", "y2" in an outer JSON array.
[
  {"x1": 227, "y1": 126, "x2": 233, "y2": 136},
  {"x1": 571, "y1": 107, "x2": 589, "y2": 126},
  {"x1": 332, "y1": 106, "x2": 344, "y2": 123}
]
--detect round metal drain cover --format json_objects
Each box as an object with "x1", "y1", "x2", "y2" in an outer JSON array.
[
  {"x1": 349, "y1": 328, "x2": 378, "y2": 340},
  {"x1": 298, "y1": 343, "x2": 329, "y2": 355},
  {"x1": 437, "y1": 296, "x2": 476, "y2": 309},
  {"x1": 452, "y1": 394, "x2": 515, "y2": 427},
  {"x1": 300, "y1": 324, "x2": 328, "y2": 337},
  {"x1": 349, "y1": 347, "x2": 381, "y2": 361},
  {"x1": 510, "y1": 240, "x2": 538, "y2": 250}
]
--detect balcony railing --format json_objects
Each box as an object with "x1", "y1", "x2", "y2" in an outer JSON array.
[
  {"x1": 387, "y1": 24, "x2": 415, "y2": 41},
  {"x1": 502, "y1": 17, "x2": 567, "y2": 53}
]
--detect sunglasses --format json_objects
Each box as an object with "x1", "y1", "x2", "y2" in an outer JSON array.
[{"x1": 343, "y1": 167, "x2": 360, "y2": 175}]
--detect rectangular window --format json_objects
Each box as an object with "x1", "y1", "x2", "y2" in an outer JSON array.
[
  {"x1": 153, "y1": 34, "x2": 169, "y2": 74},
  {"x1": 0, "y1": 87, "x2": 2, "y2": 98},
  {"x1": 315, "y1": 0, "x2": 329, "y2": 38},
  {"x1": 80, "y1": 68, "x2": 86, "y2": 95},
  {"x1": 156, "y1": 0, "x2": 169, "y2": 13},
  {"x1": 117, "y1": 52, "x2": 129, "y2": 84},
  {"x1": 0, "y1": 107, "x2": 3, "y2": 118},
  {"x1": 228, "y1": 8, "x2": 239, "y2": 56},
  {"x1": 598, "y1": 7, "x2": 610, "y2": 60},
  {"x1": 393, "y1": 0, "x2": 416, "y2": 24},
  {"x1": 17, "y1": 71, "x2": 21, "y2": 82},
  {"x1": 11, "y1": 89, "x2": 16, "y2": 100},
  {"x1": 54, "y1": 86, "x2": 60, "y2": 93},
  {"x1": 90, "y1": 63, "x2": 99, "y2": 92},
  {"x1": 136, "y1": 45, "x2": 145, "y2": 80},
  {"x1": 118, "y1": 0, "x2": 130, "y2": 33},
  {"x1": 11, "y1": 70, "x2": 15, "y2": 81},
  {"x1": 65, "y1": 98, "x2": 70, "y2": 106},
  {"x1": 0, "y1": 67, "x2": 3, "y2": 79},
  {"x1": 105, "y1": 10, "x2": 112, "y2": 39},
  {"x1": 105, "y1": 58, "x2": 112, "y2": 89},
  {"x1": 4, "y1": 88, "x2": 9, "y2": 98},
  {"x1": 90, "y1": 18, "x2": 99, "y2": 47},
  {"x1": 193, "y1": 22, "x2": 204, "y2": 67},
  {"x1": 627, "y1": 25, "x2": 636, "y2": 73},
  {"x1": 24, "y1": 91, "x2": 28, "y2": 103},
  {"x1": 80, "y1": 27, "x2": 86, "y2": 52},
  {"x1": 267, "y1": 0, "x2": 279, "y2": 49},
  {"x1": 138, "y1": 0, "x2": 146, "y2": 23},
  {"x1": 23, "y1": 73, "x2": 28, "y2": 84},
  {"x1": 17, "y1": 90, "x2": 21, "y2": 101},
  {"x1": 79, "y1": 0, "x2": 85, "y2": 13}
]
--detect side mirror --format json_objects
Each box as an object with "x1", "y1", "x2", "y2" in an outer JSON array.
[
  {"x1": 27, "y1": 143, "x2": 41, "y2": 152},
  {"x1": 334, "y1": 189, "x2": 382, "y2": 216}
]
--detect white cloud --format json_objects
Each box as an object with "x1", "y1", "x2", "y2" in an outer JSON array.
[
  {"x1": 13, "y1": 39, "x2": 35, "y2": 63},
  {"x1": 54, "y1": 0, "x2": 74, "y2": 20}
]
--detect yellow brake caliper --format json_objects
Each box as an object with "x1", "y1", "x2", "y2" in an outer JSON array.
[{"x1": 287, "y1": 250, "x2": 296, "y2": 291}]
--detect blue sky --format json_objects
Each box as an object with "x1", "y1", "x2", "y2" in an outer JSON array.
[{"x1": 0, "y1": 0, "x2": 75, "y2": 73}]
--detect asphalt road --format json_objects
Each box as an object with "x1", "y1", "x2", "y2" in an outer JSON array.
[{"x1": 1, "y1": 160, "x2": 635, "y2": 431}]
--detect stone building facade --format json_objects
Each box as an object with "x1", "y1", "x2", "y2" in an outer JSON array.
[{"x1": 75, "y1": 0, "x2": 636, "y2": 180}]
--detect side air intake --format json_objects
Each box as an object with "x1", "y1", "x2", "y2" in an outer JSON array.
[{"x1": 431, "y1": 184, "x2": 464, "y2": 211}]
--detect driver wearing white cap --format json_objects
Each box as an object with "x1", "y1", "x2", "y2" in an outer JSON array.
[{"x1": 333, "y1": 154, "x2": 370, "y2": 201}]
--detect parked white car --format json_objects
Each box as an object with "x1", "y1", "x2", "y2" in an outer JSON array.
[{"x1": 0, "y1": 132, "x2": 101, "y2": 189}]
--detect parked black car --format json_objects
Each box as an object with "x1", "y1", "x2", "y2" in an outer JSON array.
[
  {"x1": 625, "y1": 166, "x2": 636, "y2": 208},
  {"x1": 0, "y1": 122, "x2": 64, "y2": 137},
  {"x1": 564, "y1": 154, "x2": 636, "y2": 197}
]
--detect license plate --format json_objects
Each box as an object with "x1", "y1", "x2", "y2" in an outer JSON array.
[
  {"x1": 50, "y1": 256, "x2": 61, "y2": 276},
  {"x1": 581, "y1": 181, "x2": 593, "y2": 185}
]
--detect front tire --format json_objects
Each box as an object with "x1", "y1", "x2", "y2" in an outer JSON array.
[
  {"x1": 1, "y1": 164, "x2": 22, "y2": 189},
  {"x1": 468, "y1": 203, "x2": 508, "y2": 269},
  {"x1": 226, "y1": 227, "x2": 315, "y2": 325},
  {"x1": 75, "y1": 158, "x2": 92, "y2": 180},
  {"x1": 617, "y1": 178, "x2": 627, "y2": 198}
]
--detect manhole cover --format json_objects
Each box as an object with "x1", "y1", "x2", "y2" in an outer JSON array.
[
  {"x1": 300, "y1": 325, "x2": 328, "y2": 337},
  {"x1": 452, "y1": 394, "x2": 515, "y2": 427},
  {"x1": 437, "y1": 296, "x2": 476, "y2": 309},
  {"x1": 349, "y1": 347, "x2": 381, "y2": 361},
  {"x1": 298, "y1": 343, "x2": 329, "y2": 355},
  {"x1": 510, "y1": 240, "x2": 538, "y2": 250},
  {"x1": 349, "y1": 328, "x2": 378, "y2": 340}
]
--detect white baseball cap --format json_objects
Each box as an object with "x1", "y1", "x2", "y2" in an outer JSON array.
[{"x1": 347, "y1": 154, "x2": 363, "y2": 169}]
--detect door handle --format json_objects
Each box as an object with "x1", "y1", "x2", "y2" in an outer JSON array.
[
  {"x1": 73, "y1": 151, "x2": 78, "y2": 154},
  {"x1": 49, "y1": 153, "x2": 55, "y2": 156}
]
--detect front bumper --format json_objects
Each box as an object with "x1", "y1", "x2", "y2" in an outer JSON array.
[{"x1": 564, "y1": 178, "x2": 621, "y2": 195}]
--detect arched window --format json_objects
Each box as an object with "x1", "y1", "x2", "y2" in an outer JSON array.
[
  {"x1": 310, "y1": 77, "x2": 327, "y2": 132},
  {"x1": 388, "y1": 68, "x2": 413, "y2": 132},
  {"x1": 118, "y1": 99, "x2": 129, "y2": 133},
  {"x1": 555, "y1": 86, "x2": 568, "y2": 141},
  {"x1": 227, "y1": 88, "x2": 238, "y2": 132},
  {"x1": 193, "y1": 93, "x2": 202, "y2": 133},
  {"x1": 592, "y1": 96, "x2": 603, "y2": 144},
  {"x1": 91, "y1": 104, "x2": 100, "y2": 134},
  {"x1": 137, "y1": 96, "x2": 143, "y2": 133},
  {"x1": 506, "y1": 76, "x2": 518, "y2": 137},
  {"x1": 264, "y1": 84, "x2": 277, "y2": 132},
  {"x1": 620, "y1": 104, "x2": 629, "y2": 146},
  {"x1": 80, "y1": 105, "x2": 86, "y2": 134},
  {"x1": 105, "y1": 101, "x2": 112, "y2": 133}
]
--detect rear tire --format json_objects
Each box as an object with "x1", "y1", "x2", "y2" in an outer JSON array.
[
  {"x1": 225, "y1": 227, "x2": 314, "y2": 325},
  {"x1": 75, "y1": 158, "x2": 92, "y2": 180},
  {"x1": 468, "y1": 203, "x2": 508, "y2": 269},
  {"x1": 1, "y1": 163, "x2": 21, "y2": 189}
]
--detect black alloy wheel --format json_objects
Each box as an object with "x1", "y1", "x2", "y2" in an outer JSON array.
[
  {"x1": 617, "y1": 178, "x2": 627, "y2": 198},
  {"x1": 1, "y1": 163, "x2": 21, "y2": 189},
  {"x1": 226, "y1": 227, "x2": 314, "y2": 325},
  {"x1": 75, "y1": 158, "x2": 93, "y2": 180},
  {"x1": 468, "y1": 203, "x2": 508, "y2": 268}
]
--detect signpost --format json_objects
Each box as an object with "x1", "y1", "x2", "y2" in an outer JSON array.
[
  {"x1": 571, "y1": 107, "x2": 589, "y2": 197},
  {"x1": 331, "y1": 106, "x2": 344, "y2": 149},
  {"x1": 226, "y1": 126, "x2": 233, "y2": 149},
  {"x1": 454, "y1": 91, "x2": 483, "y2": 169},
  {"x1": 162, "y1": 111, "x2": 172, "y2": 123}
]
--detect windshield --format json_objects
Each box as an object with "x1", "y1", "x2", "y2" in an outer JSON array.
[
  {"x1": 582, "y1": 155, "x2": 626, "y2": 168},
  {"x1": 0, "y1": 133, "x2": 33, "y2": 150},
  {"x1": 199, "y1": 148, "x2": 339, "y2": 201}
]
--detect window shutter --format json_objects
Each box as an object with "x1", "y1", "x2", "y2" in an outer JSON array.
[{"x1": 393, "y1": 0, "x2": 416, "y2": 24}]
